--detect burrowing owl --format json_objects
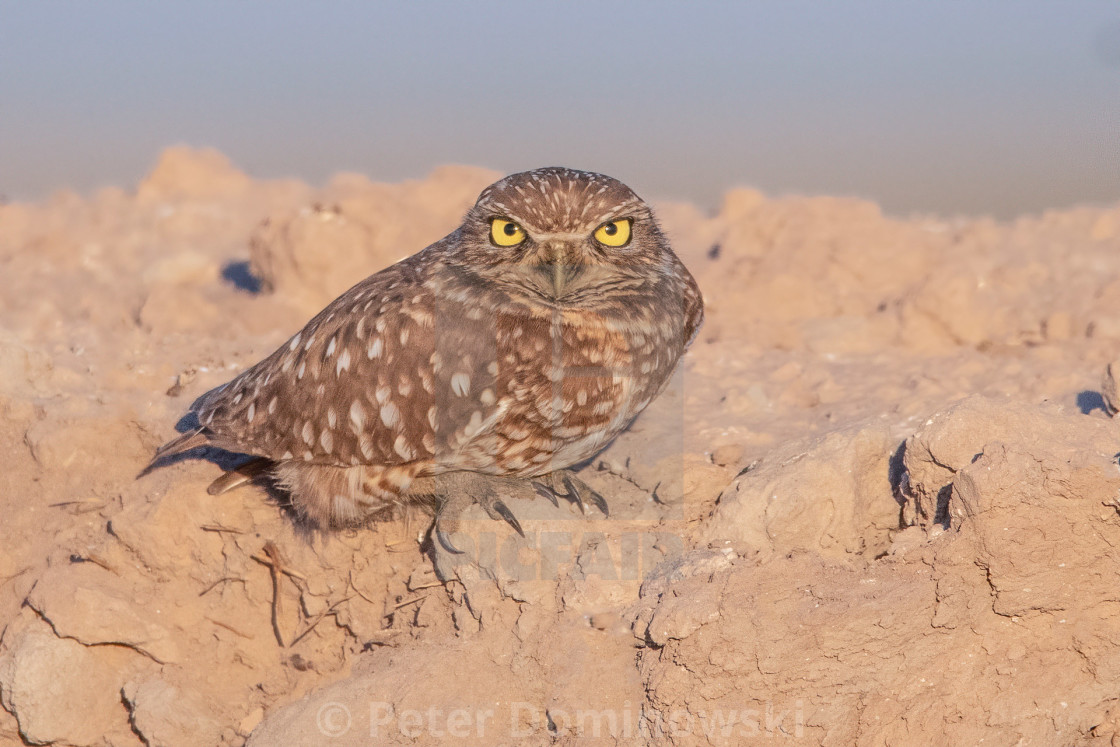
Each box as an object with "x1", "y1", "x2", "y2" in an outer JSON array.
[{"x1": 150, "y1": 167, "x2": 703, "y2": 542}]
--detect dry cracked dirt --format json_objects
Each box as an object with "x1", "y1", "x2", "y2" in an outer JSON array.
[{"x1": 3, "y1": 147, "x2": 1120, "y2": 745}]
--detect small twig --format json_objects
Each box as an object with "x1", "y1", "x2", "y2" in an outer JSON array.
[
  {"x1": 70, "y1": 554, "x2": 117, "y2": 574},
  {"x1": 255, "y1": 542, "x2": 288, "y2": 647},
  {"x1": 199, "y1": 576, "x2": 242, "y2": 597},
  {"x1": 408, "y1": 581, "x2": 446, "y2": 591},
  {"x1": 289, "y1": 595, "x2": 353, "y2": 647},
  {"x1": 0, "y1": 567, "x2": 33, "y2": 589},
  {"x1": 200, "y1": 524, "x2": 243, "y2": 534},
  {"x1": 386, "y1": 594, "x2": 429, "y2": 616},
  {"x1": 206, "y1": 616, "x2": 253, "y2": 639},
  {"x1": 348, "y1": 570, "x2": 380, "y2": 605},
  {"x1": 49, "y1": 500, "x2": 106, "y2": 515},
  {"x1": 385, "y1": 537, "x2": 420, "y2": 553},
  {"x1": 251, "y1": 551, "x2": 307, "y2": 581}
]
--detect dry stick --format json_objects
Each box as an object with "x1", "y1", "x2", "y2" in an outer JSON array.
[
  {"x1": 70, "y1": 553, "x2": 117, "y2": 574},
  {"x1": 199, "y1": 576, "x2": 243, "y2": 597},
  {"x1": 348, "y1": 569, "x2": 380, "y2": 606},
  {"x1": 387, "y1": 594, "x2": 429, "y2": 616},
  {"x1": 253, "y1": 542, "x2": 289, "y2": 647},
  {"x1": 0, "y1": 567, "x2": 33, "y2": 589},
  {"x1": 48, "y1": 499, "x2": 106, "y2": 514},
  {"x1": 289, "y1": 595, "x2": 354, "y2": 648},
  {"x1": 200, "y1": 524, "x2": 244, "y2": 534},
  {"x1": 206, "y1": 616, "x2": 254, "y2": 639},
  {"x1": 250, "y1": 549, "x2": 307, "y2": 581},
  {"x1": 385, "y1": 537, "x2": 419, "y2": 553}
]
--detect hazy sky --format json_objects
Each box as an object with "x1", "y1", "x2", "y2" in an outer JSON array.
[{"x1": 2, "y1": 1, "x2": 1118, "y2": 217}]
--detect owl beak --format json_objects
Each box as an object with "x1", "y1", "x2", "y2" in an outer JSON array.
[
  {"x1": 534, "y1": 242, "x2": 583, "y2": 297},
  {"x1": 547, "y1": 262, "x2": 579, "y2": 296}
]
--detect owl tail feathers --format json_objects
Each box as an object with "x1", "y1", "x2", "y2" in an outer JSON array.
[
  {"x1": 206, "y1": 457, "x2": 270, "y2": 495},
  {"x1": 138, "y1": 428, "x2": 210, "y2": 477}
]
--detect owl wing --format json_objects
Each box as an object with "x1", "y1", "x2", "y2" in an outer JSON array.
[
  {"x1": 676, "y1": 254, "x2": 705, "y2": 348},
  {"x1": 193, "y1": 254, "x2": 443, "y2": 468}
]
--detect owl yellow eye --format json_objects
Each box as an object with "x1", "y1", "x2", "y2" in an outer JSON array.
[
  {"x1": 593, "y1": 219, "x2": 632, "y2": 248},
  {"x1": 490, "y1": 218, "x2": 526, "y2": 247}
]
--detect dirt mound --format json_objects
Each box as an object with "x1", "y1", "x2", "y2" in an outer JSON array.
[
  {"x1": 633, "y1": 397, "x2": 1120, "y2": 745},
  {"x1": 1, "y1": 147, "x2": 1118, "y2": 745}
]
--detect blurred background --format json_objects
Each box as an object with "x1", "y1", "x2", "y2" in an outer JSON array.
[{"x1": 1, "y1": 0, "x2": 1117, "y2": 217}]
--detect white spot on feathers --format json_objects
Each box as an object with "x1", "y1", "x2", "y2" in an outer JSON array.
[
  {"x1": 380, "y1": 401, "x2": 400, "y2": 428},
  {"x1": 393, "y1": 434, "x2": 414, "y2": 460},
  {"x1": 350, "y1": 400, "x2": 366, "y2": 432},
  {"x1": 463, "y1": 410, "x2": 483, "y2": 437},
  {"x1": 451, "y1": 372, "x2": 471, "y2": 396}
]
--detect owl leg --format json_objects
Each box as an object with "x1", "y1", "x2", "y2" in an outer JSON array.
[
  {"x1": 531, "y1": 470, "x2": 609, "y2": 517},
  {"x1": 272, "y1": 462, "x2": 399, "y2": 529},
  {"x1": 430, "y1": 472, "x2": 528, "y2": 554}
]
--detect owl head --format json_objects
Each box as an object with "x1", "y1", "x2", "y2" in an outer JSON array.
[{"x1": 449, "y1": 167, "x2": 673, "y2": 302}]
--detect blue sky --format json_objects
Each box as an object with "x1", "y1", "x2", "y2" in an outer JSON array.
[{"x1": 1, "y1": 1, "x2": 1117, "y2": 216}]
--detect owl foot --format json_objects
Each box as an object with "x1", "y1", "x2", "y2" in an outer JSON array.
[
  {"x1": 431, "y1": 473, "x2": 527, "y2": 554},
  {"x1": 532, "y1": 470, "x2": 609, "y2": 517}
]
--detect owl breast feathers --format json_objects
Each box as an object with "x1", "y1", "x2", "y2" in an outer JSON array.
[{"x1": 151, "y1": 167, "x2": 704, "y2": 528}]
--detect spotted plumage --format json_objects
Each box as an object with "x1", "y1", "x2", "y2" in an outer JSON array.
[{"x1": 150, "y1": 167, "x2": 704, "y2": 531}]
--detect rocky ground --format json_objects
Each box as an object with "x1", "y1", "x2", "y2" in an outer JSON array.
[{"x1": 2, "y1": 147, "x2": 1120, "y2": 745}]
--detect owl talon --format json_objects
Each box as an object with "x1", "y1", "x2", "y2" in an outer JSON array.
[
  {"x1": 433, "y1": 520, "x2": 465, "y2": 555},
  {"x1": 532, "y1": 476, "x2": 581, "y2": 509},
  {"x1": 560, "y1": 472, "x2": 610, "y2": 517},
  {"x1": 531, "y1": 472, "x2": 610, "y2": 517},
  {"x1": 488, "y1": 499, "x2": 525, "y2": 537},
  {"x1": 531, "y1": 481, "x2": 560, "y2": 507},
  {"x1": 584, "y1": 486, "x2": 610, "y2": 517}
]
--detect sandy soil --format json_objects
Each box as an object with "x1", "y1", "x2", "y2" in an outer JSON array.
[{"x1": 2, "y1": 146, "x2": 1120, "y2": 745}]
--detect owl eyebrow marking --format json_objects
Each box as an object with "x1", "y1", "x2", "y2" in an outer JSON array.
[{"x1": 529, "y1": 230, "x2": 605, "y2": 241}]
